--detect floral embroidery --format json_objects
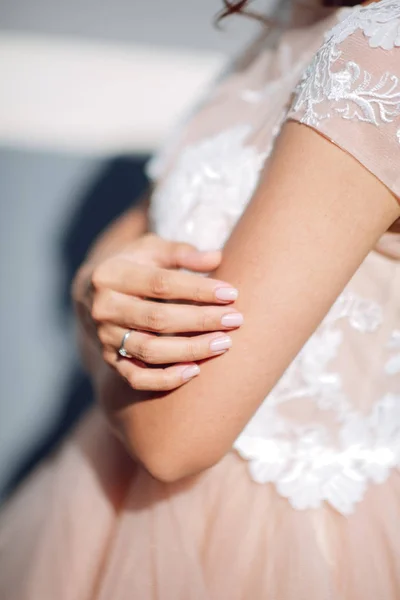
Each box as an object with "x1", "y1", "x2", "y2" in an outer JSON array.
[
  {"x1": 291, "y1": 0, "x2": 400, "y2": 136},
  {"x1": 150, "y1": 127, "x2": 267, "y2": 251},
  {"x1": 264, "y1": 294, "x2": 383, "y2": 418},
  {"x1": 334, "y1": 0, "x2": 400, "y2": 50},
  {"x1": 234, "y1": 291, "x2": 400, "y2": 516}
]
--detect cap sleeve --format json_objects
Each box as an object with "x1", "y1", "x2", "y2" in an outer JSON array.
[{"x1": 287, "y1": 0, "x2": 400, "y2": 203}]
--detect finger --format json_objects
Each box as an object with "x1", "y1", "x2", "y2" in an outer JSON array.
[
  {"x1": 376, "y1": 231, "x2": 400, "y2": 254},
  {"x1": 96, "y1": 262, "x2": 238, "y2": 303},
  {"x1": 143, "y1": 235, "x2": 222, "y2": 272},
  {"x1": 178, "y1": 250, "x2": 222, "y2": 273},
  {"x1": 166, "y1": 243, "x2": 222, "y2": 272},
  {"x1": 94, "y1": 291, "x2": 244, "y2": 333},
  {"x1": 106, "y1": 350, "x2": 201, "y2": 391},
  {"x1": 102, "y1": 327, "x2": 233, "y2": 364}
]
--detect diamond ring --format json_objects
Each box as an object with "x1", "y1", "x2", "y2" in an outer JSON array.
[{"x1": 118, "y1": 330, "x2": 134, "y2": 358}]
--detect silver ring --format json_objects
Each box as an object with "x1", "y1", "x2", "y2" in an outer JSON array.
[{"x1": 118, "y1": 330, "x2": 134, "y2": 358}]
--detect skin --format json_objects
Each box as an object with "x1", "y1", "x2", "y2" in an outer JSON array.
[
  {"x1": 73, "y1": 202, "x2": 244, "y2": 389},
  {"x1": 87, "y1": 121, "x2": 400, "y2": 483}
]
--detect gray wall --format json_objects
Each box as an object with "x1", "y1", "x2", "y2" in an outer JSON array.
[
  {"x1": 1, "y1": 0, "x2": 259, "y2": 51},
  {"x1": 0, "y1": 150, "x2": 100, "y2": 493}
]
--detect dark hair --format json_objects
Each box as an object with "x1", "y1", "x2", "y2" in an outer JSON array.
[{"x1": 217, "y1": 0, "x2": 365, "y2": 23}]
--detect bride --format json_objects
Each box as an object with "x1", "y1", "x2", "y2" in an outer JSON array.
[{"x1": 1, "y1": 1, "x2": 400, "y2": 598}]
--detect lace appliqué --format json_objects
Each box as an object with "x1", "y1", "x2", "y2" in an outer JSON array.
[
  {"x1": 334, "y1": 0, "x2": 400, "y2": 50},
  {"x1": 291, "y1": 0, "x2": 400, "y2": 138},
  {"x1": 150, "y1": 127, "x2": 268, "y2": 251},
  {"x1": 234, "y1": 291, "x2": 400, "y2": 516}
]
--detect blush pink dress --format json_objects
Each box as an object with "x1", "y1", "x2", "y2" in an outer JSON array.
[{"x1": 1, "y1": 1, "x2": 400, "y2": 599}]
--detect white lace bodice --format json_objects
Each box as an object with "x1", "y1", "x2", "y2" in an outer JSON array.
[{"x1": 147, "y1": 1, "x2": 400, "y2": 515}]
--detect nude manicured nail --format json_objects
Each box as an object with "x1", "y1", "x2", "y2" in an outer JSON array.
[
  {"x1": 182, "y1": 365, "x2": 200, "y2": 381},
  {"x1": 215, "y1": 287, "x2": 238, "y2": 301},
  {"x1": 210, "y1": 336, "x2": 232, "y2": 353},
  {"x1": 221, "y1": 313, "x2": 244, "y2": 328}
]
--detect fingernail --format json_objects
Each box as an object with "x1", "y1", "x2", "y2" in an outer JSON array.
[
  {"x1": 210, "y1": 335, "x2": 232, "y2": 353},
  {"x1": 182, "y1": 365, "x2": 200, "y2": 381},
  {"x1": 215, "y1": 287, "x2": 238, "y2": 301},
  {"x1": 221, "y1": 313, "x2": 244, "y2": 327}
]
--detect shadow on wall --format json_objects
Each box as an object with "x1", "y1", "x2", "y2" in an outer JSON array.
[{"x1": 4, "y1": 155, "x2": 149, "y2": 499}]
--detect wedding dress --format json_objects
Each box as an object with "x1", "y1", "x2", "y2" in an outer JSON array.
[{"x1": 1, "y1": 2, "x2": 399, "y2": 598}]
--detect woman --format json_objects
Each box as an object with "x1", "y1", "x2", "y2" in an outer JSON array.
[{"x1": 1, "y1": 0, "x2": 400, "y2": 598}]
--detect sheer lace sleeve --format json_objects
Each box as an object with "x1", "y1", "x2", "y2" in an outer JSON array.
[{"x1": 287, "y1": 0, "x2": 400, "y2": 203}]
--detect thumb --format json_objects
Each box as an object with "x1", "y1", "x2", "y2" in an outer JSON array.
[{"x1": 164, "y1": 241, "x2": 222, "y2": 272}]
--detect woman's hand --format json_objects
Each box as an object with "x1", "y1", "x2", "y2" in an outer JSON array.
[{"x1": 73, "y1": 233, "x2": 243, "y2": 391}]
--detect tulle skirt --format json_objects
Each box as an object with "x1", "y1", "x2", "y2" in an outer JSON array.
[{"x1": 1, "y1": 408, "x2": 400, "y2": 600}]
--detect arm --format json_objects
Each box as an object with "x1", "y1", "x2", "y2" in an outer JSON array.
[{"x1": 106, "y1": 122, "x2": 400, "y2": 482}]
